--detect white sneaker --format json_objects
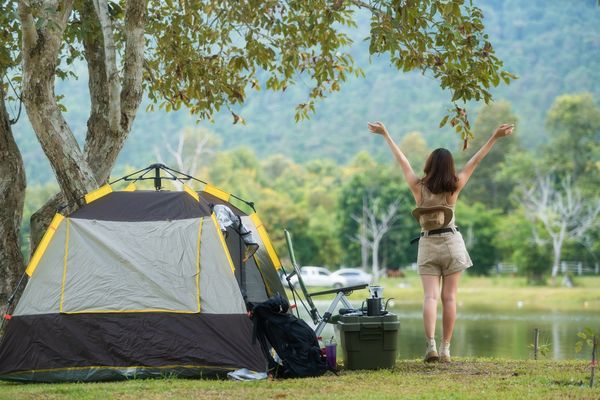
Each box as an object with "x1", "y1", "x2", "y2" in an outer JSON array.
[
  {"x1": 439, "y1": 342, "x2": 451, "y2": 363},
  {"x1": 424, "y1": 339, "x2": 438, "y2": 363}
]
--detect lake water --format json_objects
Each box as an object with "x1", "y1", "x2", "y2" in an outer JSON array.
[{"x1": 305, "y1": 302, "x2": 600, "y2": 361}]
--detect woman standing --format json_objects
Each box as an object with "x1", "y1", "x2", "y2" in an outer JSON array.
[{"x1": 368, "y1": 121, "x2": 514, "y2": 362}]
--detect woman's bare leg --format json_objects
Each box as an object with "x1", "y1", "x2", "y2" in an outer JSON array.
[
  {"x1": 441, "y1": 272, "x2": 461, "y2": 343},
  {"x1": 420, "y1": 274, "x2": 440, "y2": 340}
]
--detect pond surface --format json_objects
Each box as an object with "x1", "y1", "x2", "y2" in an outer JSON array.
[{"x1": 305, "y1": 302, "x2": 600, "y2": 361}]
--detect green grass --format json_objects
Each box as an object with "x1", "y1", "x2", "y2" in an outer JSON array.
[
  {"x1": 2, "y1": 276, "x2": 598, "y2": 398},
  {"x1": 0, "y1": 359, "x2": 597, "y2": 399}
]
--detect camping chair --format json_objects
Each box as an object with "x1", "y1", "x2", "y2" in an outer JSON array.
[{"x1": 281, "y1": 229, "x2": 367, "y2": 337}]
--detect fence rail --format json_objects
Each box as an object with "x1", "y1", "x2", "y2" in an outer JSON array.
[
  {"x1": 406, "y1": 261, "x2": 599, "y2": 275},
  {"x1": 495, "y1": 263, "x2": 518, "y2": 274},
  {"x1": 559, "y1": 261, "x2": 600, "y2": 275},
  {"x1": 495, "y1": 261, "x2": 600, "y2": 275}
]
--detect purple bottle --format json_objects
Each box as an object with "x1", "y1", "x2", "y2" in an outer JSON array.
[{"x1": 325, "y1": 337, "x2": 337, "y2": 370}]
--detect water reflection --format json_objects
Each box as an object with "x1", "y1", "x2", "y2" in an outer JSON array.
[{"x1": 301, "y1": 302, "x2": 600, "y2": 360}]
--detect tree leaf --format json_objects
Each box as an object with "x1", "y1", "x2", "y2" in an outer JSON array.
[{"x1": 439, "y1": 115, "x2": 449, "y2": 128}]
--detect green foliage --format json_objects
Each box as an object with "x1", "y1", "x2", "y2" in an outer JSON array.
[
  {"x1": 0, "y1": 0, "x2": 21, "y2": 111},
  {"x1": 458, "y1": 100, "x2": 519, "y2": 211},
  {"x1": 543, "y1": 93, "x2": 600, "y2": 195},
  {"x1": 575, "y1": 327, "x2": 598, "y2": 354},
  {"x1": 528, "y1": 339, "x2": 551, "y2": 358},
  {"x1": 0, "y1": 0, "x2": 20, "y2": 75},
  {"x1": 398, "y1": 132, "x2": 430, "y2": 174},
  {"x1": 203, "y1": 149, "x2": 344, "y2": 267},
  {"x1": 143, "y1": 0, "x2": 361, "y2": 122},
  {"x1": 455, "y1": 201, "x2": 501, "y2": 275},
  {"x1": 496, "y1": 210, "x2": 552, "y2": 284},
  {"x1": 337, "y1": 154, "x2": 417, "y2": 269},
  {"x1": 10, "y1": 1, "x2": 600, "y2": 185},
  {"x1": 19, "y1": 183, "x2": 60, "y2": 259},
  {"x1": 364, "y1": 0, "x2": 515, "y2": 139}
]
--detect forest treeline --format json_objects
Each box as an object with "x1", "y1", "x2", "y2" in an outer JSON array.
[{"x1": 21, "y1": 93, "x2": 600, "y2": 283}]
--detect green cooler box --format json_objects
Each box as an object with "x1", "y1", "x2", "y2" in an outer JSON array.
[{"x1": 337, "y1": 313, "x2": 399, "y2": 370}]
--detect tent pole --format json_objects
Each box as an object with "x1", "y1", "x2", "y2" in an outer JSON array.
[
  {"x1": 284, "y1": 230, "x2": 321, "y2": 325},
  {"x1": 238, "y1": 223, "x2": 248, "y2": 308},
  {"x1": 153, "y1": 165, "x2": 162, "y2": 190}
]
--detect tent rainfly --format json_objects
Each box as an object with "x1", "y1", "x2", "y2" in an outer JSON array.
[{"x1": 0, "y1": 165, "x2": 287, "y2": 382}]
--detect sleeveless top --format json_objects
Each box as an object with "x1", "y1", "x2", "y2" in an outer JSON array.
[{"x1": 415, "y1": 182, "x2": 456, "y2": 231}]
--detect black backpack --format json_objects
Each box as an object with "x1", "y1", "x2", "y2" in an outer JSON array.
[{"x1": 250, "y1": 295, "x2": 328, "y2": 378}]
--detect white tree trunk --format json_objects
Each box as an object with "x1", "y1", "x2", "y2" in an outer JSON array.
[
  {"x1": 372, "y1": 237, "x2": 381, "y2": 283},
  {"x1": 352, "y1": 194, "x2": 401, "y2": 283},
  {"x1": 550, "y1": 226, "x2": 566, "y2": 279},
  {"x1": 522, "y1": 175, "x2": 600, "y2": 284},
  {"x1": 551, "y1": 243, "x2": 561, "y2": 279}
]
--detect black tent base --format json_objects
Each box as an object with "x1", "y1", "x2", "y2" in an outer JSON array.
[
  {"x1": 0, "y1": 313, "x2": 266, "y2": 383},
  {"x1": 0, "y1": 365, "x2": 233, "y2": 383}
]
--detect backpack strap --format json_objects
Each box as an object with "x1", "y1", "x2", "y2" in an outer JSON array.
[{"x1": 251, "y1": 308, "x2": 280, "y2": 375}]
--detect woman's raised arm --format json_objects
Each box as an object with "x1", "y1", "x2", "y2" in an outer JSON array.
[
  {"x1": 455, "y1": 123, "x2": 514, "y2": 194},
  {"x1": 368, "y1": 121, "x2": 421, "y2": 201}
]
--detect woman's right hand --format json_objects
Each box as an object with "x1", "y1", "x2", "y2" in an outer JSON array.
[
  {"x1": 493, "y1": 123, "x2": 515, "y2": 138},
  {"x1": 368, "y1": 121, "x2": 389, "y2": 136}
]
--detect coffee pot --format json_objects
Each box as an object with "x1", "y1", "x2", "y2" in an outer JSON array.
[{"x1": 366, "y1": 286, "x2": 384, "y2": 316}]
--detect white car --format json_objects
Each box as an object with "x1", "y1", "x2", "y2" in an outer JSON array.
[
  {"x1": 284, "y1": 266, "x2": 346, "y2": 289},
  {"x1": 330, "y1": 268, "x2": 373, "y2": 286}
]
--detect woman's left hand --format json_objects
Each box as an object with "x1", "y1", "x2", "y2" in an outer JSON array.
[{"x1": 368, "y1": 121, "x2": 389, "y2": 136}]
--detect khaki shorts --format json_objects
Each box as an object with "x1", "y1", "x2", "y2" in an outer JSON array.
[{"x1": 417, "y1": 231, "x2": 472, "y2": 277}]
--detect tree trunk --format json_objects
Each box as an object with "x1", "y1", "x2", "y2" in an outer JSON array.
[
  {"x1": 550, "y1": 226, "x2": 565, "y2": 279},
  {"x1": 372, "y1": 238, "x2": 380, "y2": 283},
  {"x1": 361, "y1": 239, "x2": 369, "y2": 271},
  {"x1": 19, "y1": 0, "x2": 98, "y2": 208},
  {"x1": 26, "y1": 0, "x2": 147, "y2": 250},
  {"x1": 29, "y1": 193, "x2": 64, "y2": 255},
  {"x1": 550, "y1": 241, "x2": 562, "y2": 285},
  {"x1": 0, "y1": 86, "x2": 26, "y2": 302}
]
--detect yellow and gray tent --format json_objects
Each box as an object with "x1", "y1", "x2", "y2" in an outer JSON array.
[{"x1": 0, "y1": 166, "x2": 287, "y2": 382}]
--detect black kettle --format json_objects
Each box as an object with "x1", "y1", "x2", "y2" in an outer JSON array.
[{"x1": 366, "y1": 286, "x2": 384, "y2": 316}]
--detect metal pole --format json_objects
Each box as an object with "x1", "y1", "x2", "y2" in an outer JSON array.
[
  {"x1": 153, "y1": 165, "x2": 162, "y2": 191},
  {"x1": 591, "y1": 335, "x2": 597, "y2": 388},
  {"x1": 284, "y1": 230, "x2": 320, "y2": 325},
  {"x1": 533, "y1": 328, "x2": 539, "y2": 360}
]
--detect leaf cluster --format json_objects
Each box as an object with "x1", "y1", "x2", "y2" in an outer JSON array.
[
  {"x1": 365, "y1": 0, "x2": 516, "y2": 139},
  {"x1": 0, "y1": 0, "x2": 20, "y2": 75},
  {"x1": 575, "y1": 327, "x2": 598, "y2": 354},
  {"x1": 143, "y1": 0, "x2": 361, "y2": 122}
]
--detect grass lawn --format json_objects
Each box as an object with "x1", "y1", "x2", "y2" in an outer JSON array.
[
  {"x1": 2, "y1": 276, "x2": 598, "y2": 398},
  {"x1": 0, "y1": 359, "x2": 597, "y2": 399}
]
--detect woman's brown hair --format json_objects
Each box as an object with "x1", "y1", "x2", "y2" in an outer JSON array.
[{"x1": 422, "y1": 148, "x2": 458, "y2": 194}]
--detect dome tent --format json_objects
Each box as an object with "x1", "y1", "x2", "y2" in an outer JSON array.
[{"x1": 0, "y1": 165, "x2": 287, "y2": 382}]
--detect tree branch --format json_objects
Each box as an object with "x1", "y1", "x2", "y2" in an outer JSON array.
[
  {"x1": 120, "y1": 0, "x2": 146, "y2": 133},
  {"x1": 46, "y1": 0, "x2": 75, "y2": 57},
  {"x1": 92, "y1": 0, "x2": 120, "y2": 131},
  {"x1": 79, "y1": 0, "x2": 112, "y2": 180},
  {"x1": 17, "y1": 0, "x2": 37, "y2": 50}
]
